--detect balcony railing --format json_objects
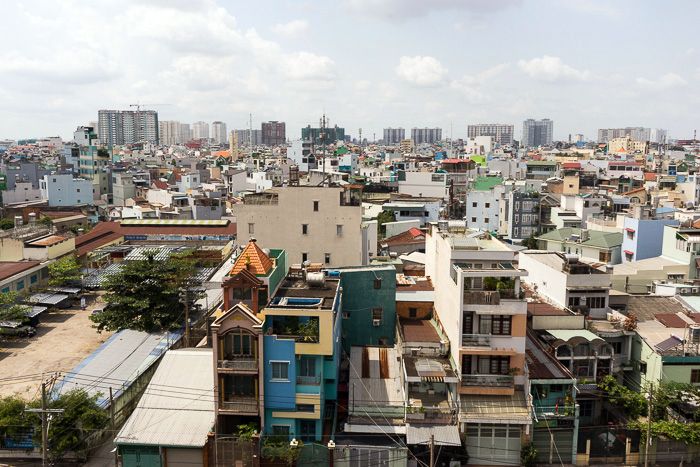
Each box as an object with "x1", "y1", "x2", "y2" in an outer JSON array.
[
  {"x1": 463, "y1": 291, "x2": 501, "y2": 305},
  {"x1": 220, "y1": 396, "x2": 258, "y2": 413},
  {"x1": 274, "y1": 334, "x2": 320, "y2": 343},
  {"x1": 534, "y1": 405, "x2": 576, "y2": 419},
  {"x1": 218, "y1": 359, "x2": 258, "y2": 371},
  {"x1": 460, "y1": 374, "x2": 514, "y2": 388},
  {"x1": 462, "y1": 333, "x2": 492, "y2": 347},
  {"x1": 296, "y1": 375, "x2": 321, "y2": 385},
  {"x1": 406, "y1": 408, "x2": 457, "y2": 424}
]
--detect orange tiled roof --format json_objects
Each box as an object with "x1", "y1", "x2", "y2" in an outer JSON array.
[
  {"x1": 229, "y1": 241, "x2": 273, "y2": 276},
  {"x1": 644, "y1": 173, "x2": 657, "y2": 181}
]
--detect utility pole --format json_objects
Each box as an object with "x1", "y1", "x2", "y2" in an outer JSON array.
[
  {"x1": 430, "y1": 433, "x2": 434, "y2": 467},
  {"x1": 26, "y1": 377, "x2": 64, "y2": 467},
  {"x1": 110, "y1": 387, "x2": 118, "y2": 467},
  {"x1": 184, "y1": 287, "x2": 190, "y2": 348},
  {"x1": 645, "y1": 383, "x2": 653, "y2": 467}
]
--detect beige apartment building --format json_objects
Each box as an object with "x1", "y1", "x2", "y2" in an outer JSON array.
[{"x1": 233, "y1": 186, "x2": 365, "y2": 267}]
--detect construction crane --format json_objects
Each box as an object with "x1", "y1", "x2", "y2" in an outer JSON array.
[
  {"x1": 129, "y1": 102, "x2": 172, "y2": 143},
  {"x1": 130, "y1": 102, "x2": 172, "y2": 112}
]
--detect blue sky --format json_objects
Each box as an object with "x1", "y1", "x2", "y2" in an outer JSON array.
[{"x1": 2, "y1": 0, "x2": 699, "y2": 142}]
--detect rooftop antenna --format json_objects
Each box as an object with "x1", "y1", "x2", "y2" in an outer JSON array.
[{"x1": 249, "y1": 113, "x2": 253, "y2": 161}]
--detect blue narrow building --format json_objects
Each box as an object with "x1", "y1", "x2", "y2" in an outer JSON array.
[{"x1": 260, "y1": 271, "x2": 342, "y2": 442}]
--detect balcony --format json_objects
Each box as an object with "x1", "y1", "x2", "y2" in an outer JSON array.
[
  {"x1": 534, "y1": 404, "x2": 576, "y2": 420},
  {"x1": 463, "y1": 291, "x2": 501, "y2": 305},
  {"x1": 296, "y1": 375, "x2": 321, "y2": 385},
  {"x1": 462, "y1": 333, "x2": 492, "y2": 347},
  {"x1": 218, "y1": 359, "x2": 258, "y2": 371},
  {"x1": 406, "y1": 407, "x2": 457, "y2": 424},
  {"x1": 460, "y1": 374, "x2": 514, "y2": 389},
  {"x1": 220, "y1": 396, "x2": 258, "y2": 413}
]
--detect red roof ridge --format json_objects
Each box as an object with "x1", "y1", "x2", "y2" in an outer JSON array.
[{"x1": 229, "y1": 240, "x2": 273, "y2": 276}]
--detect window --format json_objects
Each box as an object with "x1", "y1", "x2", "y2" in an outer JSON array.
[
  {"x1": 514, "y1": 214, "x2": 519, "y2": 223},
  {"x1": 485, "y1": 203, "x2": 490, "y2": 208},
  {"x1": 30, "y1": 275, "x2": 37, "y2": 284},
  {"x1": 299, "y1": 356, "x2": 315, "y2": 377},
  {"x1": 409, "y1": 307, "x2": 417, "y2": 318},
  {"x1": 522, "y1": 214, "x2": 531, "y2": 223},
  {"x1": 471, "y1": 217, "x2": 477, "y2": 223},
  {"x1": 248, "y1": 223, "x2": 254, "y2": 234},
  {"x1": 337, "y1": 225, "x2": 343, "y2": 236},
  {"x1": 484, "y1": 218, "x2": 490, "y2": 224},
  {"x1": 271, "y1": 362, "x2": 289, "y2": 381},
  {"x1": 477, "y1": 355, "x2": 509, "y2": 374},
  {"x1": 296, "y1": 404, "x2": 315, "y2": 413},
  {"x1": 568, "y1": 296, "x2": 579, "y2": 308},
  {"x1": 691, "y1": 369, "x2": 700, "y2": 383},
  {"x1": 479, "y1": 315, "x2": 511, "y2": 335},
  {"x1": 76, "y1": 189, "x2": 80, "y2": 193},
  {"x1": 639, "y1": 361, "x2": 647, "y2": 374},
  {"x1": 272, "y1": 425, "x2": 290, "y2": 437},
  {"x1": 600, "y1": 251, "x2": 612, "y2": 262},
  {"x1": 324, "y1": 253, "x2": 331, "y2": 264},
  {"x1": 472, "y1": 202, "x2": 478, "y2": 208},
  {"x1": 342, "y1": 311, "x2": 350, "y2": 319},
  {"x1": 374, "y1": 279, "x2": 382, "y2": 289},
  {"x1": 372, "y1": 307, "x2": 383, "y2": 321},
  {"x1": 223, "y1": 329, "x2": 254, "y2": 358},
  {"x1": 302, "y1": 224, "x2": 308, "y2": 235},
  {"x1": 579, "y1": 400, "x2": 593, "y2": 418},
  {"x1": 378, "y1": 337, "x2": 389, "y2": 345},
  {"x1": 588, "y1": 297, "x2": 606, "y2": 309},
  {"x1": 16, "y1": 280, "x2": 24, "y2": 291},
  {"x1": 302, "y1": 253, "x2": 308, "y2": 263},
  {"x1": 626, "y1": 230, "x2": 635, "y2": 240},
  {"x1": 611, "y1": 342, "x2": 623, "y2": 354}
]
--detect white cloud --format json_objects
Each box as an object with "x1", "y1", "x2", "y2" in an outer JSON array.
[
  {"x1": 272, "y1": 19, "x2": 311, "y2": 37},
  {"x1": 518, "y1": 56, "x2": 590, "y2": 82},
  {"x1": 395, "y1": 56, "x2": 448, "y2": 87},
  {"x1": 346, "y1": 0, "x2": 522, "y2": 23},
  {"x1": 635, "y1": 73, "x2": 687, "y2": 89}
]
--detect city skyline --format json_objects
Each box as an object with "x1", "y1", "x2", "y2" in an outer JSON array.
[{"x1": 1, "y1": 0, "x2": 698, "y2": 141}]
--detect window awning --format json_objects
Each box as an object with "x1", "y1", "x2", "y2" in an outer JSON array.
[
  {"x1": 459, "y1": 392, "x2": 531, "y2": 424},
  {"x1": 624, "y1": 250, "x2": 634, "y2": 255},
  {"x1": 406, "y1": 424, "x2": 461, "y2": 446},
  {"x1": 625, "y1": 228, "x2": 635, "y2": 232},
  {"x1": 547, "y1": 329, "x2": 604, "y2": 345}
]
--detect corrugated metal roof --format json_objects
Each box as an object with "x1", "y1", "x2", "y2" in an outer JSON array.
[
  {"x1": 114, "y1": 348, "x2": 215, "y2": 448},
  {"x1": 53, "y1": 329, "x2": 178, "y2": 407},
  {"x1": 406, "y1": 424, "x2": 460, "y2": 446},
  {"x1": 349, "y1": 346, "x2": 403, "y2": 407},
  {"x1": 396, "y1": 290, "x2": 434, "y2": 302},
  {"x1": 459, "y1": 392, "x2": 530, "y2": 423},
  {"x1": 448, "y1": 237, "x2": 480, "y2": 249}
]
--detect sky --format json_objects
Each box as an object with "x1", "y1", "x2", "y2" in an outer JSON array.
[{"x1": 2, "y1": 0, "x2": 700, "y2": 142}]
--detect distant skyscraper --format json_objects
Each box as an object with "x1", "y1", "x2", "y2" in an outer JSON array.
[
  {"x1": 521, "y1": 119, "x2": 553, "y2": 148},
  {"x1": 467, "y1": 124, "x2": 514, "y2": 146},
  {"x1": 301, "y1": 125, "x2": 345, "y2": 145},
  {"x1": 180, "y1": 123, "x2": 192, "y2": 142},
  {"x1": 383, "y1": 127, "x2": 405, "y2": 145},
  {"x1": 192, "y1": 121, "x2": 210, "y2": 140},
  {"x1": 410, "y1": 127, "x2": 442, "y2": 144},
  {"x1": 232, "y1": 129, "x2": 262, "y2": 146},
  {"x1": 211, "y1": 121, "x2": 227, "y2": 145},
  {"x1": 98, "y1": 110, "x2": 159, "y2": 145},
  {"x1": 159, "y1": 121, "x2": 182, "y2": 146},
  {"x1": 597, "y1": 127, "x2": 663, "y2": 143},
  {"x1": 262, "y1": 121, "x2": 286, "y2": 146}
]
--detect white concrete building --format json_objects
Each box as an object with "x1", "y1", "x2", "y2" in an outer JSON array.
[
  {"x1": 397, "y1": 171, "x2": 449, "y2": 200},
  {"x1": 234, "y1": 186, "x2": 364, "y2": 266},
  {"x1": 520, "y1": 251, "x2": 611, "y2": 318},
  {"x1": 40, "y1": 173, "x2": 93, "y2": 207}
]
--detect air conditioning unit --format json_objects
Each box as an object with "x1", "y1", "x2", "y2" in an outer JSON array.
[{"x1": 373, "y1": 319, "x2": 381, "y2": 326}]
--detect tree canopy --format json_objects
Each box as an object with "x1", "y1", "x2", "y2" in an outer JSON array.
[
  {"x1": 0, "y1": 291, "x2": 30, "y2": 323},
  {"x1": 90, "y1": 252, "x2": 199, "y2": 333},
  {"x1": 48, "y1": 256, "x2": 81, "y2": 287},
  {"x1": 377, "y1": 210, "x2": 396, "y2": 237},
  {"x1": 0, "y1": 389, "x2": 107, "y2": 461}
]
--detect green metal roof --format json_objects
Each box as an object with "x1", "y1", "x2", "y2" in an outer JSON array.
[
  {"x1": 474, "y1": 176, "x2": 504, "y2": 191},
  {"x1": 526, "y1": 161, "x2": 558, "y2": 166}
]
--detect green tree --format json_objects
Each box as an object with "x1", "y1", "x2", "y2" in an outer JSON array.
[
  {"x1": 598, "y1": 375, "x2": 647, "y2": 419},
  {"x1": 522, "y1": 235, "x2": 539, "y2": 250},
  {"x1": 0, "y1": 389, "x2": 107, "y2": 460},
  {"x1": 0, "y1": 291, "x2": 30, "y2": 322},
  {"x1": 38, "y1": 216, "x2": 53, "y2": 228},
  {"x1": 90, "y1": 252, "x2": 199, "y2": 333},
  {"x1": 376, "y1": 210, "x2": 396, "y2": 237},
  {"x1": 0, "y1": 218, "x2": 14, "y2": 230},
  {"x1": 48, "y1": 256, "x2": 81, "y2": 287}
]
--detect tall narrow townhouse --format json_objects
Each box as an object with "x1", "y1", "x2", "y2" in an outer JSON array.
[
  {"x1": 211, "y1": 240, "x2": 289, "y2": 434},
  {"x1": 259, "y1": 271, "x2": 342, "y2": 442},
  {"x1": 425, "y1": 220, "x2": 531, "y2": 466}
]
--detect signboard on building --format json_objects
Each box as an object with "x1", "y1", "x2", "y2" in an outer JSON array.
[{"x1": 125, "y1": 234, "x2": 233, "y2": 242}]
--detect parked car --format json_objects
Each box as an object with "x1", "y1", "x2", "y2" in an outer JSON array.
[{"x1": 0, "y1": 321, "x2": 37, "y2": 337}]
